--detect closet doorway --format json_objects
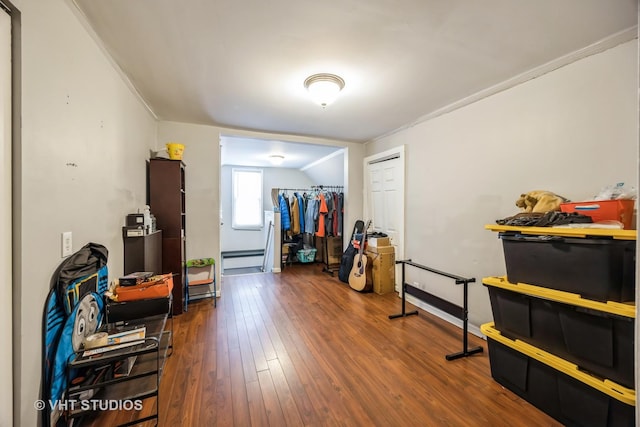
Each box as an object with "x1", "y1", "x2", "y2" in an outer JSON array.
[
  {"x1": 219, "y1": 135, "x2": 345, "y2": 276},
  {"x1": 364, "y1": 146, "x2": 405, "y2": 289}
]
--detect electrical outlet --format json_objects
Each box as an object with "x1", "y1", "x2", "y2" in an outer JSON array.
[
  {"x1": 61, "y1": 232, "x2": 73, "y2": 257},
  {"x1": 412, "y1": 281, "x2": 420, "y2": 286}
]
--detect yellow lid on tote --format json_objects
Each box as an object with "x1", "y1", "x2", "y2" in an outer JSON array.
[{"x1": 481, "y1": 322, "x2": 635, "y2": 406}]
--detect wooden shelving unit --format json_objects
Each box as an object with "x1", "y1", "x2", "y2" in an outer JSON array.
[{"x1": 149, "y1": 159, "x2": 186, "y2": 315}]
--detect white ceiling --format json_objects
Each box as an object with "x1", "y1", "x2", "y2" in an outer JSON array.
[
  {"x1": 220, "y1": 135, "x2": 343, "y2": 168},
  {"x1": 72, "y1": 0, "x2": 637, "y2": 158}
]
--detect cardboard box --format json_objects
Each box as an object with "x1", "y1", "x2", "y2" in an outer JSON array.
[
  {"x1": 326, "y1": 236, "x2": 343, "y2": 265},
  {"x1": 365, "y1": 248, "x2": 395, "y2": 295},
  {"x1": 366, "y1": 244, "x2": 395, "y2": 254},
  {"x1": 368, "y1": 236, "x2": 390, "y2": 247}
]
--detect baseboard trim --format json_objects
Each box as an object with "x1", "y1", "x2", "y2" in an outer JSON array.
[{"x1": 403, "y1": 294, "x2": 484, "y2": 339}]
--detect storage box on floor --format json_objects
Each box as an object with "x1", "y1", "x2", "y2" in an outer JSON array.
[
  {"x1": 365, "y1": 243, "x2": 395, "y2": 295},
  {"x1": 484, "y1": 276, "x2": 634, "y2": 388},
  {"x1": 482, "y1": 323, "x2": 634, "y2": 427},
  {"x1": 484, "y1": 225, "x2": 637, "y2": 426},
  {"x1": 326, "y1": 236, "x2": 342, "y2": 265}
]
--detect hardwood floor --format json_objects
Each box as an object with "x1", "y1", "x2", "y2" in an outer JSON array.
[{"x1": 101, "y1": 263, "x2": 561, "y2": 426}]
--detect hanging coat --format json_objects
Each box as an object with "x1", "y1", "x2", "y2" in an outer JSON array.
[
  {"x1": 279, "y1": 194, "x2": 291, "y2": 231},
  {"x1": 337, "y1": 193, "x2": 344, "y2": 236},
  {"x1": 304, "y1": 198, "x2": 317, "y2": 234},
  {"x1": 291, "y1": 196, "x2": 301, "y2": 235},
  {"x1": 296, "y1": 193, "x2": 305, "y2": 233}
]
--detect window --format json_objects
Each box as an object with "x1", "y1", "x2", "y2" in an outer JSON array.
[{"x1": 232, "y1": 168, "x2": 263, "y2": 229}]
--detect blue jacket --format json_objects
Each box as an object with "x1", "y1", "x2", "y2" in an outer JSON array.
[{"x1": 278, "y1": 194, "x2": 291, "y2": 231}]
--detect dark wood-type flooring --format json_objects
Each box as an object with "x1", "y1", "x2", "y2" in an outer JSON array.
[{"x1": 92, "y1": 263, "x2": 561, "y2": 426}]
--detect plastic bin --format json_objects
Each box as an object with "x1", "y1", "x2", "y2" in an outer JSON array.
[
  {"x1": 560, "y1": 199, "x2": 635, "y2": 229},
  {"x1": 482, "y1": 323, "x2": 635, "y2": 427},
  {"x1": 484, "y1": 276, "x2": 634, "y2": 388},
  {"x1": 166, "y1": 142, "x2": 185, "y2": 160},
  {"x1": 296, "y1": 248, "x2": 317, "y2": 263},
  {"x1": 499, "y1": 232, "x2": 635, "y2": 302}
]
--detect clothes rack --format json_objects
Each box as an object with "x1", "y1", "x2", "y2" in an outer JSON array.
[
  {"x1": 275, "y1": 185, "x2": 344, "y2": 193},
  {"x1": 274, "y1": 186, "x2": 344, "y2": 271}
]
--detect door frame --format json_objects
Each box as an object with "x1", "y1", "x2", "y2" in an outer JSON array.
[
  {"x1": 363, "y1": 145, "x2": 405, "y2": 288},
  {"x1": 0, "y1": 3, "x2": 12, "y2": 426}
]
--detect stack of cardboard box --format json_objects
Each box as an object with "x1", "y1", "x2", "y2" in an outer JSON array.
[{"x1": 365, "y1": 237, "x2": 395, "y2": 295}]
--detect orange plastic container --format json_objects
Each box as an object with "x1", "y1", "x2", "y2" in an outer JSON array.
[
  {"x1": 115, "y1": 273, "x2": 174, "y2": 302},
  {"x1": 560, "y1": 199, "x2": 635, "y2": 229}
]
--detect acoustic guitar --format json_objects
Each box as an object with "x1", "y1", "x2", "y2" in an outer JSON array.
[{"x1": 349, "y1": 220, "x2": 372, "y2": 292}]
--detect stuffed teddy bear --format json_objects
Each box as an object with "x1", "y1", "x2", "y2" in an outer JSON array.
[{"x1": 515, "y1": 190, "x2": 568, "y2": 213}]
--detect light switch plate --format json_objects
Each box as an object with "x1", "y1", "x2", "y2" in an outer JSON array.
[{"x1": 62, "y1": 231, "x2": 72, "y2": 257}]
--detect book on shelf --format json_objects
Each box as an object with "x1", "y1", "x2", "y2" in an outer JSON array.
[
  {"x1": 81, "y1": 326, "x2": 147, "y2": 358},
  {"x1": 82, "y1": 340, "x2": 146, "y2": 358},
  {"x1": 107, "y1": 326, "x2": 146, "y2": 345}
]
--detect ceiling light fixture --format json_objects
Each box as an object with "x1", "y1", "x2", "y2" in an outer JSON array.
[
  {"x1": 304, "y1": 73, "x2": 345, "y2": 107},
  {"x1": 269, "y1": 154, "x2": 285, "y2": 166}
]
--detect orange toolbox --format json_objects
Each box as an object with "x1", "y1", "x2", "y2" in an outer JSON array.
[
  {"x1": 560, "y1": 199, "x2": 635, "y2": 229},
  {"x1": 115, "y1": 273, "x2": 174, "y2": 302}
]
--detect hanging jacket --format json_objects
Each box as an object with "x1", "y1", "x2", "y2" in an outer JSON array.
[
  {"x1": 324, "y1": 192, "x2": 334, "y2": 237},
  {"x1": 296, "y1": 193, "x2": 305, "y2": 233},
  {"x1": 337, "y1": 193, "x2": 344, "y2": 236},
  {"x1": 316, "y1": 193, "x2": 328, "y2": 237},
  {"x1": 291, "y1": 196, "x2": 301, "y2": 235},
  {"x1": 304, "y1": 198, "x2": 317, "y2": 234},
  {"x1": 279, "y1": 194, "x2": 291, "y2": 231}
]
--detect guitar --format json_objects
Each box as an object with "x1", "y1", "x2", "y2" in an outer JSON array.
[{"x1": 349, "y1": 220, "x2": 372, "y2": 292}]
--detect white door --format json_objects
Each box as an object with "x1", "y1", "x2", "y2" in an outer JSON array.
[
  {"x1": 0, "y1": 6, "x2": 11, "y2": 426},
  {"x1": 365, "y1": 147, "x2": 405, "y2": 288}
]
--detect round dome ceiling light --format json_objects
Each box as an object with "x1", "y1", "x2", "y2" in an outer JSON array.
[{"x1": 304, "y1": 73, "x2": 345, "y2": 107}]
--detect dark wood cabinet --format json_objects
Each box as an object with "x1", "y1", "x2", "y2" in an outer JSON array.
[
  {"x1": 149, "y1": 159, "x2": 186, "y2": 315},
  {"x1": 123, "y1": 230, "x2": 163, "y2": 275}
]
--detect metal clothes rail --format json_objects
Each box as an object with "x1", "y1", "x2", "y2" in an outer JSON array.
[
  {"x1": 275, "y1": 185, "x2": 344, "y2": 193},
  {"x1": 390, "y1": 259, "x2": 483, "y2": 361}
]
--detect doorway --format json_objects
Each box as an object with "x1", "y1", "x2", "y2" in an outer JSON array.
[
  {"x1": 219, "y1": 135, "x2": 346, "y2": 276},
  {"x1": 364, "y1": 146, "x2": 405, "y2": 289}
]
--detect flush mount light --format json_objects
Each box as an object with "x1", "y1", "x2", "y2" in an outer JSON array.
[
  {"x1": 269, "y1": 155, "x2": 285, "y2": 166},
  {"x1": 304, "y1": 73, "x2": 345, "y2": 107}
]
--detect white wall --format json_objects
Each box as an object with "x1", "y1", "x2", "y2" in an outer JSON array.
[
  {"x1": 365, "y1": 40, "x2": 638, "y2": 330},
  {"x1": 15, "y1": 0, "x2": 158, "y2": 425},
  {"x1": 157, "y1": 122, "x2": 220, "y2": 265}
]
